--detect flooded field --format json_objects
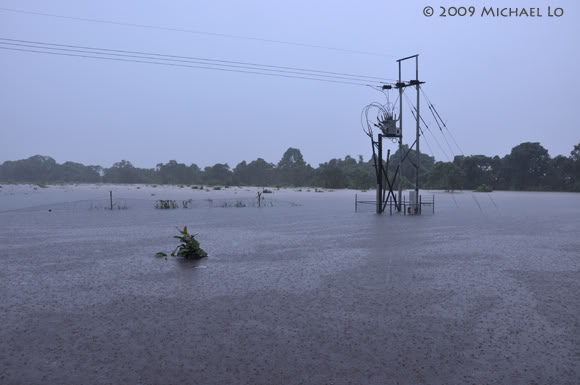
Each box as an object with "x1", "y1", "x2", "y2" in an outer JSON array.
[{"x1": 0, "y1": 184, "x2": 579, "y2": 385}]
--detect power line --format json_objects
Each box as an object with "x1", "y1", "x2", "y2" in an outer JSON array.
[
  {"x1": 0, "y1": 7, "x2": 396, "y2": 58},
  {"x1": 0, "y1": 38, "x2": 396, "y2": 83},
  {"x1": 420, "y1": 88, "x2": 465, "y2": 156},
  {"x1": 0, "y1": 41, "x2": 374, "y2": 83},
  {"x1": 0, "y1": 46, "x2": 374, "y2": 87},
  {"x1": 425, "y1": 99, "x2": 456, "y2": 159},
  {"x1": 402, "y1": 92, "x2": 435, "y2": 158},
  {"x1": 408, "y1": 107, "x2": 435, "y2": 160},
  {"x1": 419, "y1": 87, "x2": 485, "y2": 211},
  {"x1": 403, "y1": 91, "x2": 450, "y2": 161}
]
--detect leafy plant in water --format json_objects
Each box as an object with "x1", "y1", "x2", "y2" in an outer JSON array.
[
  {"x1": 155, "y1": 252, "x2": 168, "y2": 260},
  {"x1": 155, "y1": 227, "x2": 208, "y2": 260},
  {"x1": 170, "y1": 226, "x2": 208, "y2": 259}
]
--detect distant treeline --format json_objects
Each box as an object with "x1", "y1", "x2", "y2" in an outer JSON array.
[{"x1": 1, "y1": 142, "x2": 579, "y2": 192}]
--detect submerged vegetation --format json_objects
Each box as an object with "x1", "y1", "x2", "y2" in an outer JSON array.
[
  {"x1": 89, "y1": 202, "x2": 128, "y2": 210},
  {"x1": 2, "y1": 143, "x2": 580, "y2": 192},
  {"x1": 220, "y1": 200, "x2": 246, "y2": 208},
  {"x1": 156, "y1": 226, "x2": 208, "y2": 260},
  {"x1": 154, "y1": 197, "x2": 279, "y2": 209},
  {"x1": 475, "y1": 184, "x2": 493, "y2": 192},
  {"x1": 155, "y1": 200, "x2": 178, "y2": 209}
]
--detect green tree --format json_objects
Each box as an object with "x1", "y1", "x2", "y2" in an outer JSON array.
[
  {"x1": 58, "y1": 161, "x2": 101, "y2": 183},
  {"x1": 104, "y1": 160, "x2": 140, "y2": 183},
  {"x1": 505, "y1": 142, "x2": 551, "y2": 190},
  {"x1": 203, "y1": 163, "x2": 232, "y2": 185},
  {"x1": 546, "y1": 155, "x2": 573, "y2": 191},
  {"x1": 0, "y1": 155, "x2": 58, "y2": 182},
  {"x1": 388, "y1": 145, "x2": 435, "y2": 188},
  {"x1": 277, "y1": 148, "x2": 311, "y2": 186},
  {"x1": 317, "y1": 159, "x2": 347, "y2": 188},
  {"x1": 426, "y1": 162, "x2": 464, "y2": 191},
  {"x1": 156, "y1": 160, "x2": 198, "y2": 185},
  {"x1": 453, "y1": 155, "x2": 494, "y2": 189},
  {"x1": 569, "y1": 142, "x2": 580, "y2": 191},
  {"x1": 234, "y1": 158, "x2": 274, "y2": 186}
]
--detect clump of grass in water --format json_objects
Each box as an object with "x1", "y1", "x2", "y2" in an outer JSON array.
[
  {"x1": 89, "y1": 202, "x2": 128, "y2": 210},
  {"x1": 220, "y1": 200, "x2": 246, "y2": 208},
  {"x1": 475, "y1": 184, "x2": 493, "y2": 192},
  {"x1": 232, "y1": 200, "x2": 246, "y2": 207},
  {"x1": 155, "y1": 200, "x2": 178, "y2": 209},
  {"x1": 156, "y1": 226, "x2": 208, "y2": 260},
  {"x1": 262, "y1": 188, "x2": 273, "y2": 193}
]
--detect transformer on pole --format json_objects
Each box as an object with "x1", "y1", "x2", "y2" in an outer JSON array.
[{"x1": 362, "y1": 54, "x2": 425, "y2": 215}]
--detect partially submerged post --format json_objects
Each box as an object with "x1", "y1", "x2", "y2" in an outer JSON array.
[
  {"x1": 110, "y1": 191, "x2": 113, "y2": 210},
  {"x1": 376, "y1": 134, "x2": 383, "y2": 214}
]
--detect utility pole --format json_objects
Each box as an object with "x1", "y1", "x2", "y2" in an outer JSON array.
[
  {"x1": 395, "y1": 54, "x2": 423, "y2": 214},
  {"x1": 397, "y1": 61, "x2": 403, "y2": 211},
  {"x1": 367, "y1": 55, "x2": 424, "y2": 215},
  {"x1": 415, "y1": 55, "x2": 420, "y2": 213},
  {"x1": 377, "y1": 134, "x2": 383, "y2": 214}
]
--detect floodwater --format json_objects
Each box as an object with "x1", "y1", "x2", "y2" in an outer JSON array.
[{"x1": 0, "y1": 184, "x2": 578, "y2": 385}]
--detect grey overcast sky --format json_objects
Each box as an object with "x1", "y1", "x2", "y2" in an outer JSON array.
[{"x1": 1, "y1": 0, "x2": 579, "y2": 168}]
